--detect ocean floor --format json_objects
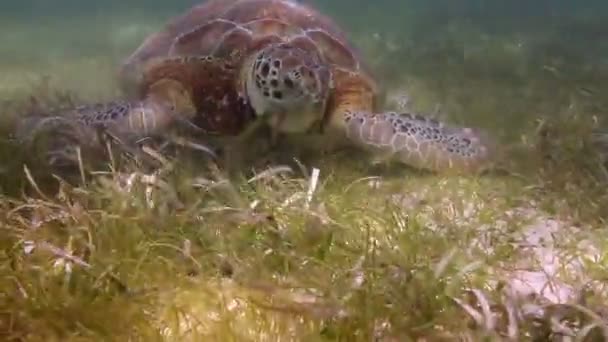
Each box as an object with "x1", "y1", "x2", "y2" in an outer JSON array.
[{"x1": 1, "y1": 6, "x2": 608, "y2": 340}]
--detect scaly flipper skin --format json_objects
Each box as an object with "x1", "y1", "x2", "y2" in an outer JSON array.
[
  {"x1": 326, "y1": 71, "x2": 495, "y2": 174},
  {"x1": 18, "y1": 78, "x2": 197, "y2": 169},
  {"x1": 73, "y1": 78, "x2": 197, "y2": 143},
  {"x1": 341, "y1": 111, "x2": 494, "y2": 173}
]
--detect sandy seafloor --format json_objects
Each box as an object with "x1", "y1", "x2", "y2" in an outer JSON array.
[{"x1": 1, "y1": 1, "x2": 608, "y2": 337}]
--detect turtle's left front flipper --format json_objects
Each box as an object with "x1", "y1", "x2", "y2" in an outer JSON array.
[{"x1": 337, "y1": 109, "x2": 496, "y2": 173}]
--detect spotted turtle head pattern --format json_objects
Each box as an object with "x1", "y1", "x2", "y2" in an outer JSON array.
[{"x1": 246, "y1": 43, "x2": 331, "y2": 132}]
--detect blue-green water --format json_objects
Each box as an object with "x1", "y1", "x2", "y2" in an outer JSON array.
[
  {"x1": 2, "y1": 3, "x2": 608, "y2": 340},
  {"x1": 1, "y1": 0, "x2": 607, "y2": 137},
  {"x1": 2, "y1": 0, "x2": 607, "y2": 63}
]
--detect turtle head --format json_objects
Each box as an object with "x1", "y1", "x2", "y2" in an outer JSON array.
[{"x1": 245, "y1": 43, "x2": 331, "y2": 133}]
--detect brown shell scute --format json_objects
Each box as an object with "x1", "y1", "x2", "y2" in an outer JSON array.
[
  {"x1": 120, "y1": 0, "x2": 377, "y2": 134},
  {"x1": 140, "y1": 56, "x2": 254, "y2": 135},
  {"x1": 304, "y1": 29, "x2": 359, "y2": 70},
  {"x1": 169, "y1": 19, "x2": 240, "y2": 57},
  {"x1": 123, "y1": 0, "x2": 369, "y2": 76}
]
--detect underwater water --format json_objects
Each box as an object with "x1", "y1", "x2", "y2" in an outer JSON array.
[
  {"x1": 1, "y1": 0, "x2": 607, "y2": 140},
  {"x1": 3, "y1": 2, "x2": 608, "y2": 340}
]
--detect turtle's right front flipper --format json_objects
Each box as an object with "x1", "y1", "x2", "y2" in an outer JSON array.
[
  {"x1": 74, "y1": 79, "x2": 198, "y2": 142},
  {"x1": 19, "y1": 79, "x2": 198, "y2": 169}
]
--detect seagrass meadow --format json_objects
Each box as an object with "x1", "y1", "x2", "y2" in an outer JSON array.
[{"x1": 1, "y1": 1, "x2": 608, "y2": 340}]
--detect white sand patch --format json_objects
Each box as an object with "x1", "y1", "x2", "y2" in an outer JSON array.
[{"x1": 389, "y1": 178, "x2": 606, "y2": 307}]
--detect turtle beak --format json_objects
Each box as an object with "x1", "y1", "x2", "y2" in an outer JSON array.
[
  {"x1": 268, "y1": 111, "x2": 287, "y2": 142},
  {"x1": 268, "y1": 111, "x2": 286, "y2": 128}
]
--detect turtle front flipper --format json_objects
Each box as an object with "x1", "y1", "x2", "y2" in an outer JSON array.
[
  {"x1": 19, "y1": 79, "x2": 197, "y2": 170},
  {"x1": 338, "y1": 110, "x2": 495, "y2": 173},
  {"x1": 75, "y1": 79, "x2": 198, "y2": 142},
  {"x1": 326, "y1": 74, "x2": 496, "y2": 174}
]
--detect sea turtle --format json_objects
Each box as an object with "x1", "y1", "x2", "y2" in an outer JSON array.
[{"x1": 30, "y1": 0, "x2": 496, "y2": 173}]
